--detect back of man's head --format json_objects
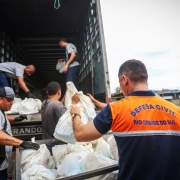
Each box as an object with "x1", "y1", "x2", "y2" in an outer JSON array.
[
  {"x1": 46, "y1": 82, "x2": 61, "y2": 95},
  {"x1": 118, "y1": 59, "x2": 148, "y2": 83},
  {"x1": 59, "y1": 37, "x2": 67, "y2": 43}
]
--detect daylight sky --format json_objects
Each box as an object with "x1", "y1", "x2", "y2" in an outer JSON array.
[{"x1": 100, "y1": 0, "x2": 180, "y2": 93}]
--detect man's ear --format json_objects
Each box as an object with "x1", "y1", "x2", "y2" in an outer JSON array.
[
  {"x1": 46, "y1": 91, "x2": 48, "y2": 95},
  {"x1": 122, "y1": 75, "x2": 128, "y2": 86},
  {"x1": 56, "y1": 89, "x2": 60, "y2": 96}
]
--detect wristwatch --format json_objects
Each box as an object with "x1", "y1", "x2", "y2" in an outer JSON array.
[{"x1": 72, "y1": 113, "x2": 81, "y2": 119}]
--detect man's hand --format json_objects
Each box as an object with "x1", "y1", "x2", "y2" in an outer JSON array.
[
  {"x1": 87, "y1": 93, "x2": 96, "y2": 103},
  {"x1": 20, "y1": 141, "x2": 40, "y2": 150},
  {"x1": 27, "y1": 91, "x2": 36, "y2": 99},
  {"x1": 70, "y1": 104, "x2": 80, "y2": 116},
  {"x1": 72, "y1": 93, "x2": 80, "y2": 104},
  {"x1": 63, "y1": 64, "x2": 69, "y2": 73},
  {"x1": 58, "y1": 58, "x2": 65, "y2": 62},
  {"x1": 14, "y1": 115, "x2": 27, "y2": 122}
]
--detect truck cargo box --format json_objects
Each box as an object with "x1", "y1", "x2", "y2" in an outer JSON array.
[{"x1": 0, "y1": 0, "x2": 111, "y2": 103}]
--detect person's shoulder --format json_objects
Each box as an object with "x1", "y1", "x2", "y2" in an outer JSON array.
[
  {"x1": 16, "y1": 62, "x2": 24, "y2": 67},
  {"x1": 50, "y1": 100, "x2": 64, "y2": 106},
  {"x1": 68, "y1": 43, "x2": 76, "y2": 48}
]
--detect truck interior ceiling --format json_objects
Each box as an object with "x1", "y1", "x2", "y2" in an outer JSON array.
[{"x1": 0, "y1": 0, "x2": 91, "y2": 98}]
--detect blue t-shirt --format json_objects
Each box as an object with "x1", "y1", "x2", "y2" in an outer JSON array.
[{"x1": 93, "y1": 91, "x2": 180, "y2": 180}]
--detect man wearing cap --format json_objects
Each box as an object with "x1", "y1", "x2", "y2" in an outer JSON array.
[
  {"x1": 0, "y1": 62, "x2": 36, "y2": 98},
  {"x1": 0, "y1": 87, "x2": 40, "y2": 180}
]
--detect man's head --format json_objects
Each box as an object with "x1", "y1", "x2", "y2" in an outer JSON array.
[
  {"x1": 59, "y1": 38, "x2": 68, "y2": 48},
  {"x1": 118, "y1": 59, "x2": 148, "y2": 96},
  {"x1": 46, "y1": 82, "x2": 61, "y2": 100},
  {"x1": 24, "y1": 65, "x2": 35, "y2": 76},
  {"x1": 0, "y1": 87, "x2": 15, "y2": 111}
]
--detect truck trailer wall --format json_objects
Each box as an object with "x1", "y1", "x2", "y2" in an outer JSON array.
[{"x1": 0, "y1": 0, "x2": 111, "y2": 103}]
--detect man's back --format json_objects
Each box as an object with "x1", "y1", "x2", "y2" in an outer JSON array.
[
  {"x1": 110, "y1": 91, "x2": 180, "y2": 180},
  {"x1": 0, "y1": 62, "x2": 25, "y2": 79},
  {"x1": 41, "y1": 99, "x2": 67, "y2": 139}
]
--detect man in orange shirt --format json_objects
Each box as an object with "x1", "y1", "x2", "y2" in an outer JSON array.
[{"x1": 70, "y1": 59, "x2": 180, "y2": 180}]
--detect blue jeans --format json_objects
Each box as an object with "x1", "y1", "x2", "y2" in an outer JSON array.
[
  {"x1": 66, "y1": 65, "x2": 80, "y2": 87},
  {"x1": 0, "y1": 169, "x2": 8, "y2": 180},
  {"x1": 0, "y1": 71, "x2": 10, "y2": 88}
]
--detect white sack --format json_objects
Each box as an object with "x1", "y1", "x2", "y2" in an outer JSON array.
[
  {"x1": 47, "y1": 156, "x2": 56, "y2": 169},
  {"x1": 82, "y1": 153, "x2": 118, "y2": 180},
  {"x1": 56, "y1": 61, "x2": 66, "y2": 73},
  {"x1": 20, "y1": 144, "x2": 50, "y2": 171},
  {"x1": 107, "y1": 135, "x2": 119, "y2": 161},
  {"x1": 52, "y1": 144, "x2": 68, "y2": 168},
  {"x1": 21, "y1": 164, "x2": 56, "y2": 180},
  {"x1": 53, "y1": 105, "x2": 88, "y2": 144},
  {"x1": 65, "y1": 81, "x2": 96, "y2": 121},
  {"x1": 35, "y1": 99, "x2": 42, "y2": 111},
  {"x1": 19, "y1": 98, "x2": 39, "y2": 114},
  {"x1": 57, "y1": 150, "x2": 88, "y2": 177},
  {"x1": 67, "y1": 142, "x2": 94, "y2": 153},
  {"x1": 92, "y1": 137, "x2": 114, "y2": 160}
]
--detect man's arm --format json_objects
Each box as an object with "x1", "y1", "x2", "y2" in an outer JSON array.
[
  {"x1": 15, "y1": 81, "x2": 20, "y2": 93},
  {"x1": 17, "y1": 76, "x2": 29, "y2": 92},
  {"x1": 6, "y1": 115, "x2": 27, "y2": 123},
  {"x1": 0, "y1": 130, "x2": 39, "y2": 150},
  {"x1": 63, "y1": 52, "x2": 76, "y2": 73},
  {"x1": 87, "y1": 93, "x2": 107, "y2": 109},
  {"x1": 73, "y1": 117, "x2": 103, "y2": 142},
  {"x1": 0, "y1": 130, "x2": 23, "y2": 146},
  {"x1": 70, "y1": 104, "x2": 103, "y2": 142},
  {"x1": 17, "y1": 77, "x2": 36, "y2": 98},
  {"x1": 6, "y1": 116, "x2": 14, "y2": 123}
]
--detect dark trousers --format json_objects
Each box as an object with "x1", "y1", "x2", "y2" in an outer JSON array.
[
  {"x1": 0, "y1": 169, "x2": 8, "y2": 180},
  {"x1": 66, "y1": 65, "x2": 80, "y2": 88},
  {"x1": 0, "y1": 71, "x2": 10, "y2": 88}
]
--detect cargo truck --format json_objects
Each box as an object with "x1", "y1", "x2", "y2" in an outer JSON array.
[{"x1": 0, "y1": 0, "x2": 111, "y2": 139}]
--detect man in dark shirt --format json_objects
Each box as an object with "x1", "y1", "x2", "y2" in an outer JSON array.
[{"x1": 41, "y1": 82, "x2": 67, "y2": 141}]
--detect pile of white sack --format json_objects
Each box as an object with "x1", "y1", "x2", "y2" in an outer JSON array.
[
  {"x1": 20, "y1": 135, "x2": 119, "y2": 180},
  {"x1": 5, "y1": 98, "x2": 42, "y2": 115},
  {"x1": 54, "y1": 81, "x2": 97, "y2": 144}
]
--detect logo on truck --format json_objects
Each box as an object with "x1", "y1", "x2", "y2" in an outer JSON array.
[{"x1": 12, "y1": 125, "x2": 43, "y2": 136}]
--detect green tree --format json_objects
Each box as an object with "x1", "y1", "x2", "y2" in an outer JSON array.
[{"x1": 114, "y1": 86, "x2": 121, "y2": 93}]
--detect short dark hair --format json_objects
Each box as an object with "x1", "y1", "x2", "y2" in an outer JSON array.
[
  {"x1": 59, "y1": 37, "x2": 67, "y2": 43},
  {"x1": 46, "y1": 82, "x2": 61, "y2": 95},
  {"x1": 27, "y1": 64, "x2": 35, "y2": 70},
  {"x1": 118, "y1": 59, "x2": 148, "y2": 83}
]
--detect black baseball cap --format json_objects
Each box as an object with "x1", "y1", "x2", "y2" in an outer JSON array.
[{"x1": 0, "y1": 87, "x2": 15, "y2": 98}]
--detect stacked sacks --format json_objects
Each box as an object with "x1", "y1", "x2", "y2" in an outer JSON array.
[
  {"x1": 20, "y1": 144, "x2": 57, "y2": 180},
  {"x1": 5, "y1": 97, "x2": 42, "y2": 115},
  {"x1": 53, "y1": 137, "x2": 118, "y2": 179},
  {"x1": 19, "y1": 98, "x2": 42, "y2": 114},
  {"x1": 20, "y1": 135, "x2": 118, "y2": 180}
]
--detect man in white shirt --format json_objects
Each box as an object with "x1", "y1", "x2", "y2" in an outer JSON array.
[{"x1": 0, "y1": 62, "x2": 36, "y2": 98}]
